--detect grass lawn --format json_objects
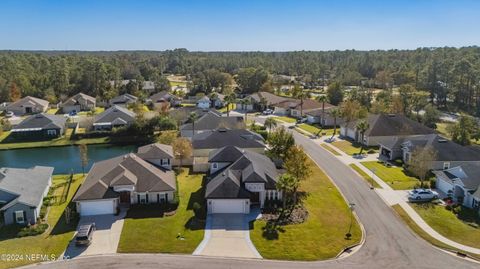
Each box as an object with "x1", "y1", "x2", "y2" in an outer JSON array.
[
  {"x1": 392, "y1": 205, "x2": 480, "y2": 260},
  {"x1": 180, "y1": 103, "x2": 196, "y2": 107},
  {"x1": 77, "y1": 107, "x2": 105, "y2": 116},
  {"x1": 273, "y1": 116, "x2": 296, "y2": 123},
  {"x1": 117, "y1": 168, "x2": 205, "y2": 253},
  {"x1": 169, "y1": 81, "x2": 187, "y2": 87},
  {"x1": 331, "y1": 140, "x2": 378, "y2": 156},
  {"x1": 411, "y1": 204, "x2": 480, "y2": 248},
  {"x1": 0, "y1": 174, "x2": 84, "y2": 269},
  {"x1": 349, "y1": 164, "x2": 381, "y2": 189},
  {"x1": 297, "y1": 124, "x2": 335, "y2": 137},
  {"x1": 361, "y1": 161, "x2": 419, "y2": 190},
  {"x1": 46, "y1": 108, "x2": 59, "y2": 114},
  {"x1": 217, "y1": 103, "x2": 236, "y2": 113},
  {"x1": 321, "y1": 143, "x2": 341, "y2": 156},
  {"x1": 250, "y1": 158, "x2": 362, "y2": 261}
]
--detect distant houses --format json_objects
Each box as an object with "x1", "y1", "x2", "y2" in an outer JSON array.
[
  {"x1": 60, "y1": 93, "x2": 96, "y2": 114},
  {"x1": 109, "y1": 93, "x2": 138, "y2": 107},
  {"x1": 197, "y1": 96, "x2": 211, "y2": 109},
  {"x1": 93, "y1": 105, "x2": 136, "y2": 131},
  {"x1": 6, "y1": 96, "x2": 49, "y2": 116},
  {"x1": 11, "y1": 113, "x2": 67, "y2": 138},
  {"x1": 180, "y1": 110, "x2": 244, "y2": 137}
]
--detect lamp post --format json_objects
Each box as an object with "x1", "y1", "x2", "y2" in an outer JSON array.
[{"x1": 346, "y1": 202, "x2": 356, "y2": 239}]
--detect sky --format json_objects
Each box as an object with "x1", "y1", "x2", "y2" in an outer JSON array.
[{"x1": 0, "y1": 0, "x2": 479, "y2": 51}]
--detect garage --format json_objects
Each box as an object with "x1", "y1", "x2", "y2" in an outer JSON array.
[
  {"x1": 208, "y1": 199, "x2": 249, "y2": 214},
  {"x1": 77, "y1": 199, "x2": 116, "y2": 216},
  {"x1": 436, "y1": 178, "x2": 453, "y2": 194}
]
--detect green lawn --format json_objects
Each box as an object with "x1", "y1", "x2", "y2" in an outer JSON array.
[
  {"x1": 392, "y1": 205, "x2": 480, "y2": 260},
  {"x1": 361, "y1": 161, "x2": 419, "y2": 190},
  {"x1": 297, "y1": 124, "x2": 335, "y2": 137},
  {"x1": 0, "y1": 174, "x2": 84, "y2": 269},
  {"x1": 46, "y1": 108, "x2": 59, "y2": 114},
  {"x1": 331, "y1": 140, "x2": 378, "y2": 156},
  {"x1": 273, "y1": 116, "x2": 297, "y2": 123},
  {"x1": 77, "y1": 107, "x2": 105, "y2": 116},
  {"x1": 250, "y1": 158, "x2": 362, "y2": 261},
  {"x1": 117, "y1": 168, "x2": 205, "y2": 253},
  {"x1": 169, "y1": 81, "x2": 187, "y2": 87},
  {"x1": 217, "y1": 103, "x2": 236, "y2": 113},
  {"x1": 349, "y1": 164, "x2": 381, "y2": 189},
  {"x1": 321, "y1": 143, "x2": 341, "y2": 156},
  {"x1": 412, "y1": 204, "x2": 480, "y2": 248}
]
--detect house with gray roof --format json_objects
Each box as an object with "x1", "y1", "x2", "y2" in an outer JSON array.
[
  {"x1": 11, "y1": 113, "x2": 67, "y2": 138},
  {"x1": 196, "y1": 96, "x2": 211, "y2": 109},
  {"x1": 93, "y1": 105, "x2": 136, "y2": 131},
  {"x1": 180, "y1": 110, "x2": 245, "y2": 137},
  {"x1": 61, "y1": 93, "x2": 96, "y2": 114},
  {"x1": 205, "y1": 146, "x2": 281, "y2": 214},
  {"x1": 6, "y1": 96, "x2": 49, "y2": 116},
  {"x1": 340, "y1": 114, "x2": 436, "y2": 146},
  {"x1": 433, "y1": 164, "x2": 480, "y2": 213},
  {"x1": 191, "y1": 128, "x2": 265, "y2": 172},
  {"x1": 137, "y1": 143, "x2": 174, "y2": 170},
  {"x1": 379, "y1": 134, "x2": 480, "y2": 170},
  {"x1": 238, "y1": 91, "x2": 291, "y2": 111},
  {"x1": 73, "y1": 151, "x2": 176, "y2": 216},
  {"x1": 0, "y1": 166, "x2": 53, "y2": 225},
  {"x1": 109, "y1": 93, "x2": 138, "y2": 107}
]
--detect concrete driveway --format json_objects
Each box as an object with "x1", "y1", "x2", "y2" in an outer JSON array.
[
  {"x1": 194, "y1": 213, "x2": 261, "y2": 259},
  {"x1": 64, "y1": 210, "x2": 126, "y2": 258}
]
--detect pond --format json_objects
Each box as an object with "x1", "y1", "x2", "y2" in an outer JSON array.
[{"x1": 0, "y1": 144, "x2": 137, "y2": 174}]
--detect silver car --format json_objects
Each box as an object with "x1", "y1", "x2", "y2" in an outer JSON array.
[{"x1": 408, "y1": 189, "x2": 439, "y2": 201}]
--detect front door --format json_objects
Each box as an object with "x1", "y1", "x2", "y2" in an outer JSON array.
[
  {"x1": 119, "y1": 191, "x2": 130, "y2": 204},
  {"x1": 250, "y1": 192, "x2": 260, "y2": 205}
]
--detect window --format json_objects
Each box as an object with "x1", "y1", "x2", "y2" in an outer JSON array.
[
  {"x1": 47, "y1": 129, "x2": 57, "y2": 136},
  {"x1": 161, "y1": 159, "x2": 170, "y2": 166},
  {"x1": 443, "y1": 162, "x2": 450, "y2": 170},
  {"x1": 212, "y1": 163, "x2": 218, "y2": 169},
  {"x1": 15, "y1": 211, "x2": 25, "y2": 224}
]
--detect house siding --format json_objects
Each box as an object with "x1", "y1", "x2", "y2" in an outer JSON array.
[
  {"x1": 3, "y1": 203, "x2": 36, "y2": 225},
  {"x1": 11, "y1": 127, "x2": 64, "y2": 139}
]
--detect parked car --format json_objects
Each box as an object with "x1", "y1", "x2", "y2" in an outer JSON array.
[
  {"x1": 69, "y1": 111, "x2": 77, "y2": 116},
  {"x1": 5, "y1": 111, "x2": 14, "y2": 118},
  {"x1": 296, "y1": 117, "x2": 308, "y2": 123},
  {"x1": 75, "y1": 223, "x2": 96, "y2": 246},
  {"x1": 408, "y1": 189, "x2": 439, "y2": 201},
  {"x1": 262, "y1": 109, "x2": 273, "y2": 115}
]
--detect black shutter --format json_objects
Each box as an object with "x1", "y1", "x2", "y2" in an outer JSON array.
[
  {"x1": 146, "y1": 193, "x2": 149, "y2": 203},
  {"x1": 12, "y1": 212, "x2": 15, "y2": 223},
  {"x1": 23, "y1": 211, "x2": 27, "y2": 224},
  {"x1": 157, "y1": 194, "x2": 160, "y2": 203},
  {"x1": 137, "y1": 194, "x2": 140, "y2": 203}
]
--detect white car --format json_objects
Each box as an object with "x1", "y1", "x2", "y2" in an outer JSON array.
[
  {"x1": 262, "y1": 109, "x2": 273, "y2": 115},
  {"x1": 408, "y1": 189, "x2": 439, "y2": 201}
]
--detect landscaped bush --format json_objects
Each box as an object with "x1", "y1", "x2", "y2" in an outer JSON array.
[
  {"x1": 429, "y1": 178, "x2": 436, "y2": 189},
  {"x1": 17, "y1": 223, "x2": 48, "y2": 237},
  {"x1": 256, "y1": 130, "x2": 268, "y2": 140},
  {"x1": 192, "y1": 202, "x2": 206, "y2": 220}
]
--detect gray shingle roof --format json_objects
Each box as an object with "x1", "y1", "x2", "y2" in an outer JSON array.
[
  {"x1": 347, "y1": 114, "x2": 436, "y2": 137},
  {"x1": 248, "y1": 91, "x2": 291, "y2": 105},
  {"x1": 94, "y1": 105, "x2": 136, "y2": 124},
  {"x1": 0, "y1": 166, "x2": 53, "y2": 210},
  {"x1": 180, "y1": 111, "x2": 244, "y2": 131},
  {"x1": 205, "y1": 147, "x2": 279, "y2": 199},
  {"x1": 12, "y1": 113, "x2": 66, "y2": 131},
  {"x1": 110, "y1": 93, "x2": 138, "y2": 104},
  {"x1": 73, "y1": 153, "x2": 176, "y2": 201},
  {"x1": 137, "y1": 143, "x2": 174, "y2": 159},
  {"x1": 7, "y1": 96, "x2": 49, "y2": 110},
  {"x1": 149, "y1": 91, "x2": 173, "y2": 103},
  {"x1": 61, "y1": 93, "x2": 96, "y2": 107},
  {"x1": 192, "y1": 129, "x2": 265, "y2": 150},
  {"x1": 433, "y1": 164, "x2": 480, "y2": 191}
]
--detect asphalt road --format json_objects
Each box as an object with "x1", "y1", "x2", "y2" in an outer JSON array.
[{"x1": 22, "y1": 119, "x2": 478, "y2": 269}]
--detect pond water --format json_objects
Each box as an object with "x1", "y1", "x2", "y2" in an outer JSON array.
[{"x1": 0, "y1": 144, "x2": 137, "y2": 174}]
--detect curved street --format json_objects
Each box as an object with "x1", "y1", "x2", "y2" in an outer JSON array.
[{"x1": 22, "y1": 124, "x2": 479, "y2": 269}]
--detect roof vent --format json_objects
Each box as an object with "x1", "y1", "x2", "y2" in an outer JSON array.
[{"x1": 438, "y1": 138, "x2": 448, "y2": 143}]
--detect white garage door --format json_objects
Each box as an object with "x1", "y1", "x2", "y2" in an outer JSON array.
[
  {"x1": 79, "y1": 200, "x2": 115, "y2": 216},
  {"x1": 436, "y1": 178, "x2": 452, "y2": 194},
  {"x1": 211, "y1": 199, "x2": 248, "y2": 214}
]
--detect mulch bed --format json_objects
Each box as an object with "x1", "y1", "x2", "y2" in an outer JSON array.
[{"x1": 261, "y1": 206, "x2": 308, "y2": 225}]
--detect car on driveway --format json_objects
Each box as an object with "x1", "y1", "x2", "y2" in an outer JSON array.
[
  {"x1": 408, "y1": 189, "x2": 438, "y2": 201},
  {"x1": 262, "y1": 109, "x2": 273, "y2": 115},
  {"x1": 75, "y1": 223, "x2": 96, "y2": 246}
]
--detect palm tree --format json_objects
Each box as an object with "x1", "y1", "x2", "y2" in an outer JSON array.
[
  {"x1": 316, "y1": 95, "x2": 328, "y2": 128},
  {"x1": 240, "y1": 98, "x2": 251, "y2": 121},
  {"x1": 264, "y1": 117, "x2": 278, "y2": 132},
  {"x1": 276, "y1": 173, "x2": 297, "y2": 209},
  {"x1": 224, "y1": 93, "x2": 237, "y2": 116},
  {"x1": 356, "y1": 120, "x2": 370, "y2": 154},
  {"x1": 188, "y1": 112, "x2": 198, "y2": 135},
  {"x1": 330, "y1": 108, "x2": 341, "y2": 140}
]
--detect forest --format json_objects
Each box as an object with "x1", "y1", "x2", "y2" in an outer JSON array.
[{"x1": 1, "y1": 47, "x2": 480, "y2": 114}]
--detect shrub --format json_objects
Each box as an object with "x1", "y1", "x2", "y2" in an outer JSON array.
[
  {"x1": 192, "y1": 202, "x2": 206, "y2": 220},
  {"x1": 17, "y1": 223, "x2": 48, "y2": 237},
  {"x1": 445, "y1": 204, "x2": 452, "y2": 211},
  {"x1": 367, "y1": 149, "x2": 376, "y2": 154},
  {"x1": 429, "y1": 178, "x2": 436, "y2": 189}
]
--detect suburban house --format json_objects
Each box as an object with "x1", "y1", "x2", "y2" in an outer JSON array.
[
  {"x1": 93, "y1": 105, "x2": 136, "y2": 131},
  {"x1": 6, "y1": 96, "x2": 49, "y2": 116},
  {"x1": 110, "y1": 80, "x2": 156, "y2": 94},
  {"x1": 73, "y1": 152, "x2": 176, "y2": 216},
  {"x1": 0, "y1": 166, "x2": 54, "y2": 225},
  {"x1": 148, "y1": 91, "x2": 173, "y2": 108},
  {"x1": 238, "y1": 91, "x2": 291, "y2": 111},
  {"x1": 340, "y1": 114, "x2": 436, "y2": 146},
  {"x1": 433, "y1": 164, "x2": 480, "y2": 213},
  {"x1": 180, "y1": 110, "x2": 245, "y2": 137},
  {"x1": 211, "y1": 93, "x2": 225, "y2": 108},
  {"x1": 11, "y1": 113, "x2": 67, "y2": 138},
  {"x1": 205, "y1": 146, "x2": 281, "y2": 214},
  {"x1": 380, "y1": 134, "x2": 480, "y2": 170},
  {"x1": 109, "y1": 93, "x2": 138, "y2": 107},
  {"x1": 273, "y1": 98, "x2": 325, "y2": 119},
  {"x1": 192, "y1": 128, "x2": 265, "y2": 172},
  {"x1": 61, "y1": 93, "x2": 96, "y2": 114},
  {"x1": 304, "y1": 104, "x2": 338, "y2": 126},
  {"x1": 196, "y1": 96, "x2": 211, "y2": 109},
  {"x1": 136, "y1": 143, "x2": 174, "y2": 169}
]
